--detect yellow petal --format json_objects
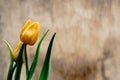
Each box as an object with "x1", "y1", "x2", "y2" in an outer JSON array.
[{"x1": 20, "y1": 19, "x2": 32, "y2": 39}]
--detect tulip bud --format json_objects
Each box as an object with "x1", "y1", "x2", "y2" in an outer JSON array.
[
  {"x1": 13, "y1": 41, "x2": 23, "y2": 61},
  {"x1": 20, "y1": 19, "x2": 40, "y2": 45}
]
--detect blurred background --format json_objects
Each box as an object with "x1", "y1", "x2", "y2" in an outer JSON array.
[{"x1": 0, "y1": 0, "x2": 120, "y2": 80}]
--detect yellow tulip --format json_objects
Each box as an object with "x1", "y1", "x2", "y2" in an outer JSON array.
[
  {"x1": 20, "y1": 19, "x2": 40, "y2": 45},
  {"x1": 13, "y1": 41, "x2": 23, "y2": 61},
  {"x1": 13, "y1": 19, "x2": 40, "y2": 62}
]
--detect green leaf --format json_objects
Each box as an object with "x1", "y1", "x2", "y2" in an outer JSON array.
[
  {"x1": 39, "y1": 33, "x2": 56, "y2": 80},
  {"x1": 27, "y1": 30, "x2": 49, "y2": 80},
  {"x1": 4, "y1": 40, "x2": 14, "y2": 80},
  {"x1": 14, "y1": 44, "x2": 26, "y2": 80}
]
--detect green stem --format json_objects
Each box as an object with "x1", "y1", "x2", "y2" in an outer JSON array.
[{"x1": 25, "y1": 44, "x2": 29, "y2": 77}]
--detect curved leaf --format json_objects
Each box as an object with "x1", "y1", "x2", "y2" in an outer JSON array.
[
  {"x1": 4, "y1": 40, "x2": 14, "y2": 80},
  {"x1": 39, "y1": 33, "x2": 56, "y2": 80}
]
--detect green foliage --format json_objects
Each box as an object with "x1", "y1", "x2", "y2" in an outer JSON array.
[
  {"x1": 39, "y1": 33, "x2": 56, "y2": 80},
  {"x1": 14, "y1": 44, "x2": 26, "y2": 80},
  {"x1": 4, "y1": 40, "x2": 14, "y2": 80},
  {"x1": 5, "y1": 30, "x2": 56, "y2": 80}
]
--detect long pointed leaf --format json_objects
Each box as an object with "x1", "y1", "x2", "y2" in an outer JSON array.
[
  {"x1": 27, "y1": 30, "x2": 49, "y2": 80},
  {"x1": 39, "y1": 33, "x2": 56, "y2": 80},
  {"x1": 4, "y1": 40, "x2": 14, "y2": 80}
]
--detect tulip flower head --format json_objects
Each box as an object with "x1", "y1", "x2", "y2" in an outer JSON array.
[{"x1": 20, "y1": 19, "x2": 40, "y2": 45}]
